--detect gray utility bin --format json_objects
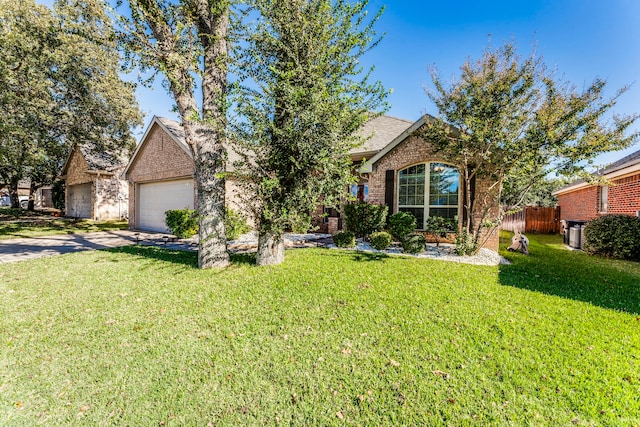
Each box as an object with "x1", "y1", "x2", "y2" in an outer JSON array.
[{"x1": 569, "y1": 225, "x2": 585, "y2": 249}]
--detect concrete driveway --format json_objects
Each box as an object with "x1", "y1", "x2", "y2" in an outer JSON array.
[{"x1": 0, "y1": 230, "x2": 176, "y2": 263}]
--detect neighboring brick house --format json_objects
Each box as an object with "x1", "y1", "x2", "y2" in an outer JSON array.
[
  {"x1": 361, "y1": 115, "x2": 500, "y2": 252},
  {"x1": 553, "y1": 149, "x2": 640, "y2": 221},
  {"x1": 59, "y1": 143, "x2": 129, "y2": 220},
  {"x1": 123, "y1": 116, "x2": 245, "y2": 233}
]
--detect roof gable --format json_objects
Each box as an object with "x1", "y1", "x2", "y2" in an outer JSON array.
[
  {"x1": 361, "y1": 115, "x2": 439, "y2": 172},
  {"x1": 350, "y1": 115, "x2": 413, "y2": 161},
  {"x1": 123, "y1": 116, "x2": 193, "y2": 176},
  {"x1": 60, "y1": 142, "x2": 124, "y2": 176}
]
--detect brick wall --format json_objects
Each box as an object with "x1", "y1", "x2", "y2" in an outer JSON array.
[
  {"x1": 557, "y1": 187, "x2": 599, "y2": 221},
  {"x1": 608, "y1": 174, "x2": 640, "y2": 216},
  {"x1": 558, "y1": 173, "x2": 640, "y2": 221},
  {"x1": 367, "y1": 135, "x2": 499, "y2": 252}
]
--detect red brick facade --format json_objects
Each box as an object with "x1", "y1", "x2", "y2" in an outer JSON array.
[
  {"x1": 366, "y1": 135, "x2": 499, "y2": 252},
  {"x1": 557, "y1": 174, "x2": 640, "y2": 221}
]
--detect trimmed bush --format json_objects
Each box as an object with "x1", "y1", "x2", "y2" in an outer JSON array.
[
  {"x1": 369, "y1": 231, "x2": 392, "y2": 250},
  {"x1": 225, "y1": 208, "x2": 250, "y2": 241},
  {"x1": 343, "y1": 202, "x2": 388, "y2": 239},
  {"x1": 333, "y1": 231, "x2": 356, "y2": 248},
  {"x1": 425, "y1": 216, "x2": 456, "y2": 247},
  {"x1": 583, "y1": 214, "x2": 640, "y2": 261},
  {"x1": 402, "y1": 232, "x2": 426, "y2": 254},
  {"x1": 454, "y1": 229, "x2": 478, "y2": 256},
  {"x1": 388, "y1": 211, "x2": 416, "y2": 241},
  {"x1": 165, "y1": 208, "x2": 198, "y2": 239}
]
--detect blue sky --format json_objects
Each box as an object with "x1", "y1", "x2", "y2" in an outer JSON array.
[{"x1": 38, "y1": 0, "x2": 640, "y2": 166}]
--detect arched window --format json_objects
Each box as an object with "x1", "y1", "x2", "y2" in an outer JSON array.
[{"x1": 398, "y1": 162, "x2": 460, "y2": 229}]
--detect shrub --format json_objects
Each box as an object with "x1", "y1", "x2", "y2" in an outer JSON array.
[
  {"x1": 454, "y1": 229, "x2": 478, "y2": 256},
  {"x1": 343, "y1": 202, "x2": 388, "y2": 239},
  {"x1": 583, "y1": 215, "x2": 640, "y2": 261},
  {"x1": 333, "y1": 231, "x2": 356, "y2": 248},
  {"x1": 425, "y1": 216, "x2": 457, "y2": 246},
  {"x1": 388, "y1": 211, "x2": 416, "y2": 241},
  {"x1": 402, "y1": 232, "x2": 426, "y2": 254},
  {"x1": 225, "y1": 208, "x2": 250, "y2": 241},
  {"x1": 369, "y1": 231, "x2": 392, "y2": 250},
  {"x1": 165, "y1": 208, "x2": 199, "y2": 239}
]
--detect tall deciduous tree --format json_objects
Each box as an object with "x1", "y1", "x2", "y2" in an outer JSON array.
[
  {"x1": 420, "y1": 41, "x2": 638, "y2": 253},
  {"x1": 0, "y1": 0, "x2": 142, "y2": 208},
  {"x1": 119, "y1": 0, "x2": 231, "y2": 269},
  {"x1": 231, "y1": 0, "x2": 388, "y2": 265}
]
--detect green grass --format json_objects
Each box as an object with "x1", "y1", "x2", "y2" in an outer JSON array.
[
  {"x1": 0, "y1": 210, "x2": 128, "y2": 239},
  {"x1": 0, "y1": 235, "x2": 638, "y2": 425}
]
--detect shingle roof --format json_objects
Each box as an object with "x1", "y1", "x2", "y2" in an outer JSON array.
[
  {"x1": 350, "y1": 114, "x2": 413, "y2": 159},
  {"x1": 77, "y1": 142, "x2": 126, "y2": 172},
  {"x1": 155, "y1": 117, "x2": 188, "y2": 150},
  {"x1": 597, "y1": 148, "x2": 640, "y2": 175}
]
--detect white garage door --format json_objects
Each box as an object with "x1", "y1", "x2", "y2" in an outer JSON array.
[
  {"x1": 68, "y1": 183, "x2": 92, "y2": 218},
  {"x1": 138, "y1": 179, "x2": 194, "y2": 232}
]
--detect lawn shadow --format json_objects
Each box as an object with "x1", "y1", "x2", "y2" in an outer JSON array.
[
  {"x1": 498, "y1": 235, "x2": 640, "y2": 315},
  {"x1": 110, "y1": 245, "x2": 199, "y2": 268}
]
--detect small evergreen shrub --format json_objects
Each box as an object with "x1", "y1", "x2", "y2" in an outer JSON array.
[
  {"x1": 583, "y1": 215, "x2": 640, "y2": 261},
  {"x1": 402, "y1": 233, "x2": 426, "y2": 254},
  {"x1": 333, "y1": 231, "x2": 356, "y2": 248},
  {"x1": 454, "y1": 229, "x2": 478, "y2": 256},
  {"x1": 425, "y1": 216, "x2": 456, "y2": 246},
  {"x1": 369, "y1": 231, "x2": 392, "y2": 250},
  {"x1": 165, "y1": 208, "x2": 199, "y2": 239},
  {"x1": 343, "y1": 202, "x2": 388, "y2": 239},
  {"x1": 225, "y1": 208, "x2": 250, "y2": 240},
  {"x1": 388, "y1": 211, "x2": 416, "y2": 241}
]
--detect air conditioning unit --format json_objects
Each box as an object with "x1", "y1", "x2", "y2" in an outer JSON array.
[{"x1": 569, "y1": 226, "x2": 582, "y2": 249}]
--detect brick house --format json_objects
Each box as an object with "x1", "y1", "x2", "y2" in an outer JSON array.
[
  {"x1": 59, "y1": 143, "x2": 129, "y2": 220},
  {"x1": 125, "y1": 114, "x2": 500, "y2": 252},
  {"x1": 553, "y1": 149, "x2": 640, "y2": 221},
  {"x1": 123, "y1": 116, "x2": 245, "y2": 233},
  {"x1": 360, "y1": 115, "x2": 499, "y2": 252}
]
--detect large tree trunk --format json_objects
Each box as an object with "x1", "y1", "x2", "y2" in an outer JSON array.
[
  {"x1": 256, "y1": 231, "x2": 285, "y2": 266},
  {"x1": 188, "y1": 122, "x2": 230, "y2": 269}
]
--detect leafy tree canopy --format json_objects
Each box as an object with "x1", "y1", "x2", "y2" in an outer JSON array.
[
  {"x1": 420, "y1": 40, "x2": 638, "y2": 253},
  {"x1": 230, "y1": 0, "x2": 388, "y2": 265},
  {"x1": 0, "y1": 0, "x2": 142, "y2": 208}
]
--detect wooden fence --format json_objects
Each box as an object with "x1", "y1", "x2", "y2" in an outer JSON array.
[{"x1": 501, "y1": 206, "x2": 560, "y2": 234}]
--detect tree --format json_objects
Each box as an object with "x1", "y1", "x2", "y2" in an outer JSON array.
[
  {"x1": 119, "y1": 0, "x2": 231, "y2": 269},
  {"x1": 230, "y1": 0, "x2": 388, "y2": 265},
  {"x1": 0, "y1": 0, "x2": 142, "y2": 208},
  {"x1": 420, "y1": 41, "x2": 638, "y2": 254}
]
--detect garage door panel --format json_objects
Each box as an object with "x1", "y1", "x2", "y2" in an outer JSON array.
[
  {"x1": 68, "y1": 183, "x2": 92, "y2": 218},
  {"x1": 138, "y1": 179, "x2": 194, "y2": 232}
]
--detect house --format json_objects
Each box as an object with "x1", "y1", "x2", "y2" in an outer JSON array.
[
  {"x1": 0, "y1": 180, "x2": 52, "y2": 209},
  {"x1": 360, "y1": 115, "x2": 499, "y2": 252},
  {"x1": 553, "y1": 149, "x2": 640, "y2": 222},
  {"x1": 123, "y1": 116, "x2": 246, "y2": 233},
  {"x1": 125, "y1": 114, "x2": 500, "y2": 252},
  {"x1": 59, "y1": 143, "x2": 129, "y2": 220}
]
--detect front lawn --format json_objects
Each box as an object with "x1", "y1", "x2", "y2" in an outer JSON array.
[
  {"x1": 1, "y1": 235, "x2": 638, "y2": 425},
  {"x1": 0, "y1": 209, "x2": 128, "y2": 239}
]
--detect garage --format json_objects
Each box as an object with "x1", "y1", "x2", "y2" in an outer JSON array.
[
  {"x1": 137, "y1": 179, "x2": 194, "y2": 232},
  {"x1": 67, "y1": 183, "x2": 92, "y2": 218}
]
